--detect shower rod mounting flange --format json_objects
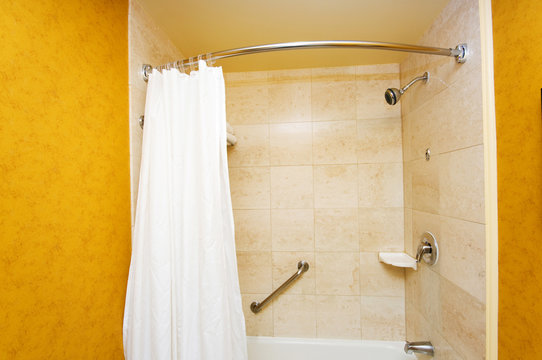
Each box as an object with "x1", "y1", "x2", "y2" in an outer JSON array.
[
  {"x1": 141, "y1": 64, "x2": 153, "y2": 82},
  {"x1": 455, "y1": 43, "x2": 469, "y2": 63}
]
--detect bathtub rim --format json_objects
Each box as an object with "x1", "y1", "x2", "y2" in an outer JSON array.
[{"x1": 246, "y1": 335, "x2": 409, "y2": 351}]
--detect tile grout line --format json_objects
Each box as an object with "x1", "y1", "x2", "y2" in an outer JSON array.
[
  {"x1": 409, "y1": 207, "x2": 486, "y2": 226},
  {"x1": 309, "y1": 72, "x2": 319, "y2": 338},
  {"x1": 355, "y1": 113, "x2": 363, "y2": 341},
  {"x1": 405, "y1": 142, "x2": 484, "y2": 163},
  {"x1": 228, "y1": 160, "x2": 405, "y2": 169},
  {"x1": 264, "y1": 69, "x2": 276, "y2": 337}
]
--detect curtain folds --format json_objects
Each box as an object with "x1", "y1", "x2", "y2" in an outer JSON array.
[{"x1": 123, "y1": 61, "x2": 247, "y2": 360}]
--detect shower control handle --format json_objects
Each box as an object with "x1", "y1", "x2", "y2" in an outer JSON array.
[
  {"x1": 416, "y1": 243, "x2": 432, "y2": 262},
  {"x1": 415, "y1": 231, "x2": 439, "y2": 266}
]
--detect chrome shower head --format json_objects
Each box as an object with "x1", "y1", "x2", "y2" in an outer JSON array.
[
  {"x1": 385, "y1": 72, "x2": 429, "y2": 105},
  {"x1": 385, "y1": 88, "x2": 403, "y2": 105}
]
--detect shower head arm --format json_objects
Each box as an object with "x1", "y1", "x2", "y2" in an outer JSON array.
[
  {"x1": 384, "y1": 71, "x2": 429, "y2": 106},
  {"x1": 401, "y1": 72, "x2": 429, "y2": 93}
]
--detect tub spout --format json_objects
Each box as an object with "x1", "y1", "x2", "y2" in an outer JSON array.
[{"x1": 404, "y1": 341, "x2": 434, "y2": 356}]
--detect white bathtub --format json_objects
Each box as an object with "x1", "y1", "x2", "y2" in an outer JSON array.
[{"x1": 247, "y1": 336, "x2": 417, "y2": 360}]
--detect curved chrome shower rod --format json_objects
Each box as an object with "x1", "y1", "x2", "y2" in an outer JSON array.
[{"x1": 141, "y1": 40, "x2": 468, "y2": 81}]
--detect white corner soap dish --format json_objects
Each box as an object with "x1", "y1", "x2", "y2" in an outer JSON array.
[{"x1": 378, "y1": 252, "x2": 417, "y2": 270}]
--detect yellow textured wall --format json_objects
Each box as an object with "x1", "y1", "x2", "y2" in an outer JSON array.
[
  {"x1": 0, "y1": 1, "x2": 130, "y2": 358},
  {"x1": 492, "y1": 0, "x2": 542, "y2": 357}
]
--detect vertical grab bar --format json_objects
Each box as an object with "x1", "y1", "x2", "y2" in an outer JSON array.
[{"x1": 250, "y1": 260, "x2": 309, "y2": 314}]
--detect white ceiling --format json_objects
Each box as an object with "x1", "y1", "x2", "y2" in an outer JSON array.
[{"x1": 137, "y1": 0, "x2": 450, "y2": 72}]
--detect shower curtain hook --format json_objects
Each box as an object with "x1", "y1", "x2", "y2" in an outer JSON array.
[
  {"x1": 180, "y1": 60, "x2": 186, "y2": 74},
  {"x1": 206, "y1": 53, "x2": 214, "y2": 66},
  {"x1": 197, "y1": 54, "x2": 203, "y2": 69},
  {"x1": 190, "y1": 57, "x2": 199, "y2": 72}
]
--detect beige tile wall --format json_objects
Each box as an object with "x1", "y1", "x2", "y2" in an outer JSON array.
[
  {"x1": 226, "y1": 64, "x2": 406, "y2": 340},
  {"x1": 128, "y1": 0, "x2": 184, "y2": 226},
  {"x1": 401, "y1": 0, "x2": 485, "y2": 358}
]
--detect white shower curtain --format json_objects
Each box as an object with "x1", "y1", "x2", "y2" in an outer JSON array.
[{"x1": 123, "y1": 61, "x2": 247, "y2": 360}]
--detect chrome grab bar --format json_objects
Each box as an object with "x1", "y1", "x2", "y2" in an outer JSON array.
[{"x1": 250, "y1": 260, "x2": 309, "y2": 314}]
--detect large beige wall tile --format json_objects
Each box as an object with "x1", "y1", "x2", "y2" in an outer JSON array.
[
  {"x1": 434, "y1": 333, "x2": 465, "y2": 360},
  {"x1": 233, "y1": 209, "x2": 271, "y2": 251},
  {"x1": 273, "y1": 295, "x2": 317, "y2": 337},
  {"x1": 316, "y1": 252, "x2": 360, "y2": 295},
  {"x1": 269, "y1": 123, "x2": 312, "y2": 165},
  {"x1": 438, "y1": 216, "x2": 485, "y2": 302},
  {"x1": 433, "y1": 70, "x2": 483, "y2": 154},
  {"x1": 355, "y1": 63, "x2": 400, "y2": 74},
  {"x1": 312, "y1": 66, "x2": 357, "y2": 80},
  {"x1": 403, "y1": 161, "x2": 413, "y2": 209},
  {"x1": 268, "y1": 68, "x2": 312, "y2": 83},
  {"x1": 270, "y1": 166, "x2": 313, "y2": 208},
  {"x1": 313, "y1": 120, "x2": 357, "y2": 164},
  {"x1": 229, "y1": 167, "x2": 270, "y2": 209},
  {"x1": 405, "y1": 266, "x2": 442, "y2": 331},
  {"x1": 311, "y1": 67, "x2": 356, "y2": 121},
  {"x1": 242, "y1": 293, "x2": 273, "y2": 336},
  {"x1": 357, "y1": 117, "x2": 403, "y2": 163},
  {"x1": 439, "y1": 278, "x2": 485, "y2": 360},
  {"x1": 237, "y1": 251, "x2": 272, "y2": 294},
  {"x1": 404, "y1": 107, "x2": 435, "y2": 162},
  {"x1": 404, "y1": 208, "x2": 413, "y2": 257},
  {"x1": 314, "y1": 165, "x2": 358, "y2": 208},
  {"x1": 129, "y1": 86, "x2": 145, "y2": 144},
  {"x1": 361, "y1": 296, "x2": 405, "y2": 341},
  {"x1": 403, "y1": 72, "x2": 483, "y2": 163},
  {"x1": 401, "y1": 110, "x2": 413, "y2": 163},
  {"x1": 224, "y1": 71, "x2": 268, "y2": 85},
  {"x1": 405, "y1": 300, "x2": 430, "y2": 340},
  {"x1": 360, "y1": 252, "x2": 404, "y2": 297},
  {"x1": 268, "y1": 80, "x2": 311, "y2": 123},
  {"x1": 410, "y1": 158, "x2": 439, "y2": 214},
  {"x1": 227, "y1": 124, "x2": 270, "y2": 167},
  {"x1": 358, "y1": 163, "x2": 403, "y2": 207},
  {"x1": 316, "y1": 295, "x2": 361, "y2": 339},
  {"x1": 438, "y1": 145, "x2": 484, "y2": 223},
  {"x1": 128, "y1": 90, "x2": 145, "y2": 148},
  {"x1": 226, "y1": 83, "x2": 268, "y2": 125},
  {"x1": 315, "y1": 208, "x2": 359, "y2": 251},
  {"x1": 272, "y1": 252, "x2": 315, "y2": 295},
  {"x1": 271, "y1": 209, "x2": 314, "y2": 251},
  {"x1": 359, "y1": 207, "x2": 404, "y2": 252}
]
